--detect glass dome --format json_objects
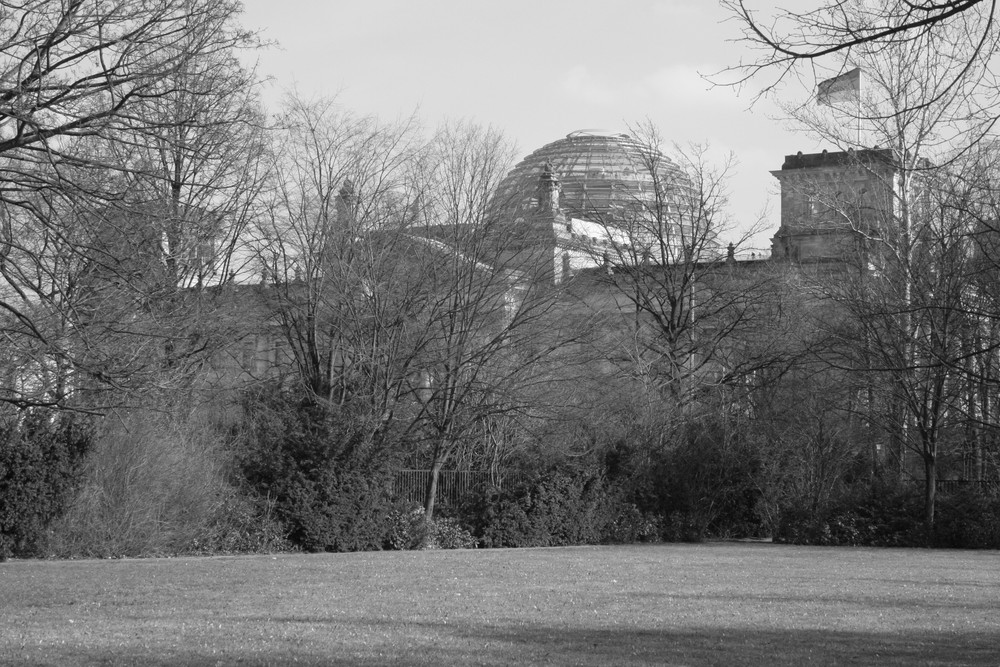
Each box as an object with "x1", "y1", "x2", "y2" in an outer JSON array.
[{"x1": 493, "y1": 129, "x2": 689, "y2": 223}]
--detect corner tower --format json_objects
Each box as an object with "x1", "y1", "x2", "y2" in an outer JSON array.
[{"x1": 771, "y1": 148, "x2": 897, "y2": 263}]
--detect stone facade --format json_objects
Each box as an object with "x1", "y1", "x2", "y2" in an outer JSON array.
[{"x1": 770, "y1": 148, "x2": 898, "y2": 264}]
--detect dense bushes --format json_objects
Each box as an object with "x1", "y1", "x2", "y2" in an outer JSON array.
[
  {"x1": 595, "y1": 420, "x2": 772, "y2": 543},
  {"x1": 461, "y1": 465, "x2": 658, "y2": 548},
  {"x1": 437, "y1": 417, "x2": 776, "y2": 549},
  {"x1": 387, "y1": 505, "x2": 478, "y2": 549},
  {"x1": 775, "y1": 481, "x2": 924, "y2": 546},
  {"x1": 280, "y1": 466, "x2": 401, "y2": 552},
  {"x1": 652, "y1": 422, "x2": 769, "y2": 540},
  {"x1": 933, "y1": 487, "x2": 1000, "y2": 548},
  {"x1": 232, "y1": 383, "x2": 489, "y2": 552},
  {"x1": 47, "y1": 407, "x2": 288, "y2": 558},
  {"x1": 11, "y1": 387, "x2": 999, "y2": 559},
  {"x1": 774, "y1": 480, "x2": 1000, "y2": 548},
  {"x1": 0, "y1": 413, "x2": 93, "y2": 559},
  {"x1": 234, "y1": 388, "x2": 402, "y2": 552}
]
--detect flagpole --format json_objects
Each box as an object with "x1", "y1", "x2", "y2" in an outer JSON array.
[
  {"x1": 856, "y1": 69, "x2": 862, "y2": 148},
  {"x1": 817, "y1": 68, "x2": 862, "y2": 148},
  {"x1": 857, "y1": 93, "x2": 861, "y2": 149}
]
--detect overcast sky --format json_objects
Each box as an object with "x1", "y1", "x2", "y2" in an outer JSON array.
[{"x1": 240, "y1": 0, "x2": 822, "y2": 250}]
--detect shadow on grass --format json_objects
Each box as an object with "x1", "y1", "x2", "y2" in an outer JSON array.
[
  {"x1": 34, "y1": 621, "x2": 999, "y2": 666},
  {"x1": 626, "y1": 590, "x2": 1000, "y2": 612},
  {"x1": 464, "y1": 624, "x2": 1000, "y2": 666}
]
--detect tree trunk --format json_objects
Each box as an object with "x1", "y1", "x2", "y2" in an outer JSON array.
[
  {"x1": 890, "y1": 399, "x2": 908, "y2": 479},
  {"x1": 423, "y1": 458, "x2": 445, "y2": 524},
  {"x1": 976, "y1": 369, "x2": 990, "y2": 481},
  {"x1": 923, "y1": 453, "x2": 936, "y2": 544}
]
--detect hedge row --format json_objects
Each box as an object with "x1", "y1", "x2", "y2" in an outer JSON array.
[
  {"x1": 775, "y1": 482, "x2": 1000, "y2": 549},
  {"x1": 6, "y1": 390, "x2": 1000, "y2": 557}
]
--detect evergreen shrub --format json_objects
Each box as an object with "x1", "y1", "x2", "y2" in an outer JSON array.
[
  {"x1": 601, "y1": 423, "x2": 769, "y2": 543},
  {"x1": 0, "y1": 413, "x2": 93, "y2": 559},
  {"x1": 234, "y1": 387, "x2": 400, "y2": 552},
  {"x1": 192, "y1": 492, "x2": 292, "y2": 554},
  {"x1": 386, "y1": 505, "x2": 477, "y2": 550},
  {"x1": 775, "y1": 480, "x2": 926, "y2": 546},
  {"x1": 466, "y1": 466, "x2": 657, "y2": 548},
  {"x1": 424, "y1": 517, "x2": 478, "y2": 549},
  {"x1": 933, "y1": 486, "x2": 1000, "y2": 549},
  {"x1": 386, "y1": 505, "x2": 429, "y2": 550}
]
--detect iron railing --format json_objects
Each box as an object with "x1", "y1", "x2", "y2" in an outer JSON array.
[
  {"x1": 933, "y1": 479, "x2": 999, "y2": 494},
  {"x1": 394, "y1": 470, "x2": 517, "y2": 506}
]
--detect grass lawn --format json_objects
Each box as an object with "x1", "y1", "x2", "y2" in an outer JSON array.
[{"x1": 1, "y1": 542, "x2": 998, "y2": 666}]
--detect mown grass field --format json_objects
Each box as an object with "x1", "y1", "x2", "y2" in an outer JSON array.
[{"x1": 2, "y1": 542, "x2": 998, "y2": 666}]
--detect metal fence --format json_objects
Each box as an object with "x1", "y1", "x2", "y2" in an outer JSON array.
[
  {"x1": 933, "y1": 479, "x2": 999, "y2": 494},
  {"x1": 393, "y1": 470, "x2": 516, "y2": 506}
]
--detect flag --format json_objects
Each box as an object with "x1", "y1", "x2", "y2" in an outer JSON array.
[{"x1": 817, "y1": 68, "x2": 861, "y2": 106}]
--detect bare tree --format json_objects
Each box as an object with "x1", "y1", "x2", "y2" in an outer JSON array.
[
  {"x1": 770, "y1": 30, "x2": 1000, "y2": 534},
  {"x1": 100, "y1": 5, "x2": 268, "y2": 387},
  {"x1": 578, "y1": 123, "x2": 782, "y2": 434},
  {"x1": 254, "y1": 96, "x2": 427, "y2": 424},
  {"x1": 720, "y1": 0, "x2": 1000, "y2": 124},
  {"x1": 407, "y1": 121, "x2": 567, "y2": 522},
  {"x1": 824, "y1": 182, "x2": 974, "y2": 532},
  {"x1": 255, "y1": 108, "x2": 568, "y2": 523},
  {"x1": 109, "y1": 5, "x2": 268, "y2": 290},
  {"x1": 947, "y1": 145, "x2": 1000, "y2": 482},
  {"x1": 0, "y1": 0, "x2": 264, "y2": 410}
]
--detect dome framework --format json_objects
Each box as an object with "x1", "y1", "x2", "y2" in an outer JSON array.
[{"x1": 493, "y1": 130, "x2": 690, "y2": 225}]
